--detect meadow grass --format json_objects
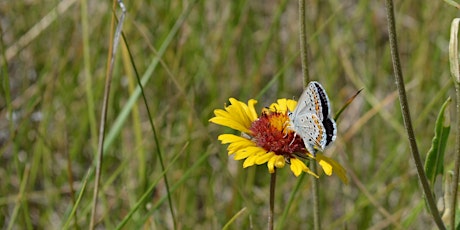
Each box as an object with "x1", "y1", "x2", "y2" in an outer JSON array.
[{"x1": 1, "y1": 0, "x2": 459, "y2": 229}]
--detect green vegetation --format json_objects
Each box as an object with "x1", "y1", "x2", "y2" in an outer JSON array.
[{"x1": 1, "y1": 0, "x2": 459, "y2": 229}]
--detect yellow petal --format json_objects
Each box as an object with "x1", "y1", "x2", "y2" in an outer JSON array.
[
  {"x1": 234, "y1": 146, "x2": 263, "y2": 160},
  {"x1": 211, "y1": 109, "x2": 242, "y2": 124},
  {"x1": 255, "y1": 152, "x2": 275, "y2": 165},
  {"x1": 233, "y1": 149, "x2": 253, "y2": 160},
  {"x1": 267, "y1": 98, "x2": 288, "y2": 113},
  {"x1": 243, "y1": 155, "x2": 257, "y2": 168},
  {"x1": 275, "y1": 99, "x2": 288, "y2": 113},
  {"x1": 217, "y1": 134, "x2": 255, "y2": 155},
  {"x1": 269, "y1": 98, "x2": 297, "y2": 113},
  {"x1": 290, "y1": 158, "x2": 319, "y2": 177},
  {"x1": 316, "y1": 154, "x2": 348, "y2": 184},
  {"x1": 247, "y1": 99, "x2": 258, "y2": 121},
  {"x1": 286, "y1": 99, "x2": 297, "y2": 112},
  {"x1": 303, "y1": 166, "x2": 319, "y2": 178},
  {"x1": 267, "y1": 155, "x2": 284, "y2": 173},
  {"x1": 227, "y1": 141, "x2": 255, "y2": 154},
  {"x1": 228, "y1": 98, "x2": 254, "y2": 128},
  {"x1": 209, "y1": 98, "x2": 259, "y2": 134},
  {"x1": 318, "y1": 160, "x2": 333, "y2": 176},
  {"x1": 290, "y1": 158, "x2": 303, "y2": 176},
  {"x1": 209, "y1": 117, "x2": 251, "y2": 134},
  {"x1": 274, "y1": 155, "x2": 285, "y2": 169},
  {"x1": 227, "y1": 142, "x2": 250, "y2": 154},
  {"x1": 267, "y1": 156, "x2": 276, "y2": 173},
  {"x1": 227, "y1": 99, "x2": 246, "y2": 122},
  {"x1": 269, "y1": 101, "x2": 282, "y2": 112},
  {"x1": 218, "y1": 134, "x2": 249, "y2": 144}
]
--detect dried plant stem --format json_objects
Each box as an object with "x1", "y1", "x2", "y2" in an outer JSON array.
[
  {"x1": 311, "y1": 162, "x2": 320, "y2": 230},
  {"x1": 453, "y1": 81, "x2": 460, "y2": 230},
  {"x1": 450, "y1": 18, "x2": 460, "y2": 230},
  {"x1": 298, "y1": 0, "x2": 310, "y2": 85},
  {"x1": 384, "y1": 0, "x2": 445, "y2": 229},
  {"x1": 89, "y1": 0, "x2": 126, "y2": 229},
  {"x1": 268, "y1": 171, "x2": 276, "y2": 230},
  {"x1": 298, "y1": 0, "x2": 320, "y2": 229}
]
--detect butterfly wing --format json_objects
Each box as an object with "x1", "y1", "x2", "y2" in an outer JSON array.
[
  {"x1": 311, "y1": 81, "x2": 333, "y2": 121},
  {"x1": 323, "y1": 117, "x2": 337, "y2": 146},
  {"x1": 291, "y1": 113, "x2": 327, "y2": 154},
  {"x1": 289, "y1": 83, "x2": 312, "y2": 118},
  {"x1": 289, "y1": 81, "x2": 337, "y2": 152},
  {"x1": 307, "y1": 81, "x2": 337, "y2": 147},
  {"x1": 294, "y1": 82, "x2": 326, "y2": 121}
]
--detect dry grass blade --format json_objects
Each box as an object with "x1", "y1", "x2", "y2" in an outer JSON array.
[
  {"x1": 334, "y1": 88, "x2": 363, "y2": 121},
  {"x1": 89, "y1": 0, "x2": 126, "y2": 229},
  {"x1": 4, "y1": 0, "x2": 77, "y2": 64}
]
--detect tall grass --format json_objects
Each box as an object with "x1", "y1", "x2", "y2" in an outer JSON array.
[{"x1": 1, "y1": 0, "x2": 459, "y2": 229}]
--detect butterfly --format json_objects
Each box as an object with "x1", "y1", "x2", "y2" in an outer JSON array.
[{"x1": 288, "y1": 81, "x2": 337, "y2": 155}]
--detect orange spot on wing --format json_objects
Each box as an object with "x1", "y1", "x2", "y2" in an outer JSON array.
[{"x1": 312, "y1": 115, "x2": 324, "y2": 144}]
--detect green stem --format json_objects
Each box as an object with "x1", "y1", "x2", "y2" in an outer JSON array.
[{"x1": 384, "y1": 1, "x2": 445, "y2": 229}]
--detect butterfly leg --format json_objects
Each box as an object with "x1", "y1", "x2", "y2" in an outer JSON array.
[{"x1": 289, "y1": 132, "x2": 297, "y2": 146}]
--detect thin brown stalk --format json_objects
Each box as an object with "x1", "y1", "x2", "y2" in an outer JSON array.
[
  {"x1": 89, "y1": 0, "x2": 126, "y2": 229},
  {"x1": 298, "y1": 0, "x2": 310, "y2": 85},
  {"x1": 384, "y1": 0, "x2": 445, "y2": 229},
  {"x1": 449, "y1": 18, "x2": 460, "y2": 230},
  {"x1": 311, "y1": 162, "x2": 320, "y2": 230},
  {"x1": 453, "y1": 75, "x2": 460, "y2": 230},
  {"x1": 298, "y1": 0, "x2": 320, "y2": 229},
  {"x1": 268, "y1": 170, "x2": 276, "y2": 230}
]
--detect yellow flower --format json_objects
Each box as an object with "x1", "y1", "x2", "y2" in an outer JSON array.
[{"x1": 210, "y1": 98, "x2": 347, "y2": 182}]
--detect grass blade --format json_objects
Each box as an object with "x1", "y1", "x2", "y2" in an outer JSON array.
[
  {"x1": 334, "y1": 88, "x2": 363, "y2": 121},
  {"x1": 61, "y1": 171, "x2": 90, "y2": 229},
  {"x1": 222, "y1": 207, "x2": 247, "y2": 230}
]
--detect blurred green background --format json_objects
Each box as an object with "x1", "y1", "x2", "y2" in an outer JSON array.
[{"x1": 1, "y1": 0, "x2": 459, "y2": 229}]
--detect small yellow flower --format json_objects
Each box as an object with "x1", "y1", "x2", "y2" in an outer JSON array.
[{"x1": 210, "y1": 98, "x2": 347, "y2": 182}]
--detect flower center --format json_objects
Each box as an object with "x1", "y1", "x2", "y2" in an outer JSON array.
[{"x1": 249, "y1": 109, "x2": 305, "y2": 157}]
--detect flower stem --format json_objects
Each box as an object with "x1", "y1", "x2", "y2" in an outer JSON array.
[
  {"x1": 384, "y1": 0, "x2": 445, "y2": 229},
  {"x1": 269, "y1": 170, "x2": 277, "y2": 230}
]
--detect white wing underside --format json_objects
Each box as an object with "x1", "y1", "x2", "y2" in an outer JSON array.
[
  {"x1": 289, "y1": 113, "x2": 326, "y2": 154},
  {"x1": 288, "y1": 81, "x2": 335, "y2": 154}
]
